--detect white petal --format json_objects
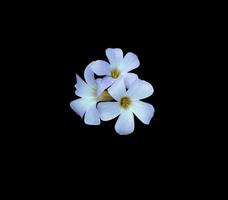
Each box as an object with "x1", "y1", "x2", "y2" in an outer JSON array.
[
  {"x1": 127, "y1": 79, "x2": 154, "y2": 100},
  {"x1": 97, "y1": 102, "x2": 121, "y2": 121},
  {"x1": 96, "y1": 78, "x2": 102, "y2": 85},
  {"x1": 95, "y1": 78, "x2": 102, "y2": 96},
  {"x1": 84, "y1": 103, "x2": 100, "y2": 125},
  {"x1": 119, "y1": 52, "x2": 140, "y2": 73},
  {"x1": 90, "y1": 60, "x2": 111, "y2": 76},
  {"x1": 105, "y1": 48, "x2": 123, "y2": 67},
  {"x1": 75, "y1": 74, "x2": 94, "y2": 98},
  {"x1": 115, "y1": 110, "x2": 135, "y2": 135},
  {"x1": 101, "y1": 76, "x2": 114, "y2": 88},
  {"x1": 84, "y1": 62, "x2": 96, "y2": 87},
  {"x1": 108, "y1": 78, "x2": 126, "y2": 101},
  {"x1": 75, "y1": 74, "x2": 87, "y2": 90},
  {"x1": 123, "y1": 73, "x2": 139, "y2": 89},
  {"x1": 131, "y1": 101, "x2": 154, "y2": 124},
  {"x1": 70, "y1": 98, "x2": 94, "y2": 118},
  {"x1": 96, "y1": 76, "x2": 114, "y2": 97}
]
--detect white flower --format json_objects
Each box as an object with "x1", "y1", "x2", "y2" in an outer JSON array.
[
  {"x1": 70, "y1": 62, "x2": 112, "y2": 125},
  {"x1": 90, "y1": 48, "x2": 140, "y2": 90},
  {"x1": 70, "y1": 48, "x2": 155, "y2": 135},
  {"x1": 97, "y1": 78, "x2": 155, "y2": 135}
]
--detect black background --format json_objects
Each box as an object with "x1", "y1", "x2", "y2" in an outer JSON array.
[
  {"x1": 6, "y1": 5, "x2": 209, "y2": 192},
  {"x1": 55, "y1": 15, "x2": 205, "y2": 175},
  {"x1": 23, "y1": 18, "x2": 198, "y2": 164},
  {"x1": 56, "y1": 29, "x2": 198, "y2": 186},
  {"x1": 31, "y1": 15, "x2": 193, "y2": 168},
  {"x1": 2, "y1": 2, "x2": 219, "y2": 197}
]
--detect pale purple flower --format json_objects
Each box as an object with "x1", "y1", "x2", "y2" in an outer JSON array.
[
  {"x1": 90, "y1": 48, "x2": 139, "y2": 90},
  {"x1": 70, "y1": 62, "x2": 109, "y2": 125},
  {"x1": 97, "y1": 78, "x2": 155, "y2": 135}
]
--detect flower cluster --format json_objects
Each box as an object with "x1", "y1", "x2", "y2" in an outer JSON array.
[{"x1": 70, "y1": 48, "x2": 155, "y2": 135}]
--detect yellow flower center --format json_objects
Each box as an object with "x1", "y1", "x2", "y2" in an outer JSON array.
[
  {"x1": 120, "y1": 96, "x2": 131, "y2": 109},
  {"x1": 111, "y1": 68, "x2": 120, "y2": 79},
  {"x1": 97, "y1": 91, "x2": 113, "y2": 101}
]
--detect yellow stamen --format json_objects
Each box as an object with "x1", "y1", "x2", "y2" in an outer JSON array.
[
  {"x1": 111, "y1": 68, "x2": 120, "y2": 79},
  {"x1": 98, "y1": 91, "x2": 113, "y2": 101},
  {"x1": 120, "y1": 96, "x2": 131, "y2": 109}
]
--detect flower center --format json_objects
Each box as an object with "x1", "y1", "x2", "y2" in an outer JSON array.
[
  {"x1": 120, "y1": 96, "x2": 131, "y2": 109},
  {"x1": 111, "y1": 68, "x2": 120, "y2": 79},
  {"x1": 97, "y1": 91, "x2": 113, "y2": 102}
]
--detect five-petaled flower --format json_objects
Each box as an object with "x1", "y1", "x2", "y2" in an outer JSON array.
[
  {"x1": 70, "y1": 48, "x2": 155, "y2": 135},
  {"x1": 97, "y1": 78, "x2": 154, "y2": 135},
  {"x1": 91, "y1": 48, "x2": 139, "y2": 90},
  {"x1": 70, "y1": 62, "x2": 112, "y2": 125}
]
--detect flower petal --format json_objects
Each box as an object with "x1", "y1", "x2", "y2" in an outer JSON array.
[
  {"x1": 105, "y1": 48, "x2": 123, "y2": 67},
  {"x1": 115, "y1": 110, "x2": 135, "y2": 135},
  {"x1": 75, "y1": 74, "x2": 94, "y2": 98},
  {"x1": 70, "y1": 98, "x2": 94, "y2": 118},
  {"x1": 84, "y1": 103, "x2": 100, "y2": 125},
  {"x1": 96, "y1": 76, "x2": 114, "y2": 97},
  {"x1": 97, "y1": 102, "x2": 121, "y2": 121},
  {"x1": 90, "y1": 60, "x2": 111, "y2": 76},
  {"x1": 108, "y1": 78, "x2": 126, "y2": 101},
  {"x1": 127, "y1": 79, "x2": 154, "y2": 100},
  {"x1": 123, "y1": 73, "x2": 139, "y2": 89},
  {"x1": 131, "y1": 100, "x2": 155, "y2": 125},
  {"x1": 84, "y1": 61, "x2": 96, "y2": 88},
  {"x1": 119, "y1": 52, "x2": 140, "y2": 73},
  {"x1": 75, "y1": 74, "x2": 87, "y2": 90}
]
